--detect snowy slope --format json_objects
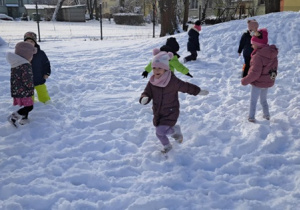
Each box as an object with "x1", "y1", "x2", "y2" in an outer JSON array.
[{"x1": 0, "y1": 12, "x2": 300, "y2": 210}]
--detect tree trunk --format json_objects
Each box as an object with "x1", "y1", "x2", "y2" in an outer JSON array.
[
  {"x1": 51, "y1": 0, "x2": 65, "y2": 21},
  {"x1": 94, "y1": 0, "x2": 99, "y2": 20},
  {"x1": 201, "y1": 0, "x2": 210, "y2": 23},
  {"x1": 265, "y1": 0, "x2": 280, "y2": 14},
  {"x1": 159, "y1": 0, "x2": 178, "y2": 37},
  {"x1": 87, "y1": 0, "x2": 94, "y2": 20},
  {"x1": 120, "y1": 0, "x2": 125, "y2": 8},
  {"x1": 182, "y1": 0, "x2": 189, "y2": 31}
]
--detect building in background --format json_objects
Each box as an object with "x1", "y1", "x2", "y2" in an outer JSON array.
[
  {"x1": 196, "y1": 0, "x2": 265, "y2": 20},
  {"x1": 196, "y1": 0, "x2": 300, "y2": 22},
  {"x1": 281, "y1": 0, "x2": 300, "y2": 11},
  {"x1": 0, "y1": 0, "x2": 26, "y2": 18}
]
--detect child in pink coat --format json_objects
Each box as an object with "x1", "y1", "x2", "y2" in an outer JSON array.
[{"x1": 241, "y1": 28, "x2": 278, "y2": 122}]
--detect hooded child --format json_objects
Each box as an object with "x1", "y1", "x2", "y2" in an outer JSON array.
[
  {"x1": 184, "y1": 20, "x2": 201, "y2": 63},
  {"x1": 238, "y1": 19, "x2": 259, "y2": 78},
  {"x1": 6, "y1": 41, "x2": 37, "y2": 127},
  {"x1": 24, "y1": 31, "x2": 51, "y2": 103}
]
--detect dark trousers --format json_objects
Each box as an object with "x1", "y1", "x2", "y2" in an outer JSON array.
[
  {"x1": 185, "y1": 51, "x2": 198, "y2": 62},
  {"x1": 242, "y1": 56, "x2": 251, "y2": 78},
  {"x1": 17, "y1": 105, "x2": 33, "y2": 119}
]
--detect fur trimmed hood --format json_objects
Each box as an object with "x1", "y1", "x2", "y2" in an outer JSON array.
[{"x1": 6, "y1": 52, "x2": 30, "y2": 68}]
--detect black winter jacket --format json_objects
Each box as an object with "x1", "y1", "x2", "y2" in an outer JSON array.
[
  {"x1": 187, "y1": 28, "x2": 200, "y2": 52},
  {"x1": 238, "y1": 30, "x2": 253, "y2": 58},
  {"x1": 32, "y1": 44, "x2": 51, "y2": 86}
]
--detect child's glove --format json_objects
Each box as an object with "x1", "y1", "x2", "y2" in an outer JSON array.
[
  {"x1": 199, "y1": 89, "x2": 209, "y2": 95},
  {"x1": 142, "y1": 71, "x2": 148, "y2": 78},
  {"x1": 140, "y1": 97, "x2": 149, "y2": 105},
  {"x1": 186, "y1": 72, "x2": 193, "y2": 78}
]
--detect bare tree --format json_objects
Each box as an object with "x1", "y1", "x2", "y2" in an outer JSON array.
[
  {"x1": 159, "y1": 0, "x2": 179, "y2": 37},
  {"x1": 94, "y1": 0, "x2": 99, "y2": 20},
  {"x1": 201, "y1": 0, "x2": 210, "y2": 23},
  {"x1": 51, "y1": 0, "x2": 65, "y2": 21},
  {"x1": 111, "y1": 0, "x2": 144, "y2": 14},
  {"x1": 231, "y1": 0, "x2": 242, "y2": 20},
  {"x1": 265, "y1": 0, "x2": 280, "y2": 14},
  {"x1": 120, "y1": 0, "x2": 125, "y2": 8},
  {"x1": 182, "y1": 0, "x2": 189, "y2": 31},
  {"x1": 86, "y1": 0, "x2": 93, "y2": 19},
  {"x1": 86, "y1": 0, "x2": 98, "y2": 19}
]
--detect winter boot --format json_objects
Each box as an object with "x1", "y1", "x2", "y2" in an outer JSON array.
[
  {"x1": 263, "y1": 115, "x2": 270, "y2": 120},
  {"x1": 171, "y1": 125, "x2": 183, "y2": 143},
  {"x1": 161, "y1": 144, "x2": 172, "y2": 154},
  {"x1": 248, "y1": 118, "x2": 256, "y2": 123},
  {"x1": 7, "y1": 112, "x2": 22, "y2": 127},
  {"x1": 19, "y1": 117, "x2": 29, "y2": 125}
]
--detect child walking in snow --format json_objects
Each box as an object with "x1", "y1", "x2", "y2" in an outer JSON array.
[
  {"x1": 24, "y1": 31, "x2": 51, "y2": 103},
  {"x1": 184, "y1": 20, "x2": 201, "y2": 63},
  {"x1": 140, "y1": 49, "x2": 209, "y2": 153},
  {"x1": 241, "y1": 28, "x2": 278, "y2": 122},
  {"x1": 7, "y1": 41, "x2": 37, "y2": 127},
  {"x1": 142, "y1": 37, "x2": 193, "y2": 78},
  {"x1": 238, "y1": 19, "x2": 259, "y2": 78}
]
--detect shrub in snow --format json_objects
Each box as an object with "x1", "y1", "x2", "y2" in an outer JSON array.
[{"x1": 113, "y1": 13, "x2": 145, "y2": 26}]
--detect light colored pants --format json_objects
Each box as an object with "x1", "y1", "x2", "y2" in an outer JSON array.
[
  {"x1": 156, "y1": 125, "x2": 175, "y2": 146},
  {"x1": 33, "y1": 84, "x2": 51, "y2": 103},
  {"x1": 249, "y1": 85, "x2": 269, "y2": 119}
]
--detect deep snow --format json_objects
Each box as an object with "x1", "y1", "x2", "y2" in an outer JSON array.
[{"x1": 0, "y1": 12, "x2": 300, "y2": 210}]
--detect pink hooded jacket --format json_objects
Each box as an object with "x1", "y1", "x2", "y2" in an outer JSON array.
[{"x1": 241, "y1": 44, "x2": 278, "y2": 88}]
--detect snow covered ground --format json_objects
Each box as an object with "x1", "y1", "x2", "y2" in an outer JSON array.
[{"x1": 0, "y1": 12, "x2": 300, "y2": 210}]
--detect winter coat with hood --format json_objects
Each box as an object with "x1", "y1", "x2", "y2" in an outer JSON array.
[
  {"x1": 238, "y1": 30, "x2": 253, "y2": 57},
  {"x1": 6, "y1": 52, "x2": 34, "y2": 98},
  {"x1": 140, "y1": 73, "x2": 200, "y2": 127},
  {"x1": 31, "y1": 44, "x2": 51, "y2": 86},
  {"x1": 241, "y1": 44, "x2": 278, "y2": 88},
  {"x1": 187, "y1": 27, "x2": 200, "y2": 52}
]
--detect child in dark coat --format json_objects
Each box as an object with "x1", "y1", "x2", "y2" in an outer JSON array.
[
  {"x1": 238, "y1": 19, "x2": 259, "y2": 78},
  {"x1": 184, "y1": 20, "x2": 201, "y2": 63},
  {"x1": 140, "y1": 49, "x2": 209, "y2": 153},
  {"x1": 6, "y1": 42, "x2": 37, "y2": 127},
  {"x1": 24, "y1": 31, "x2": 51, "y2": 103},
  {"x1": 142, "y1": 37, "x2": 193, "y2": 78}
]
